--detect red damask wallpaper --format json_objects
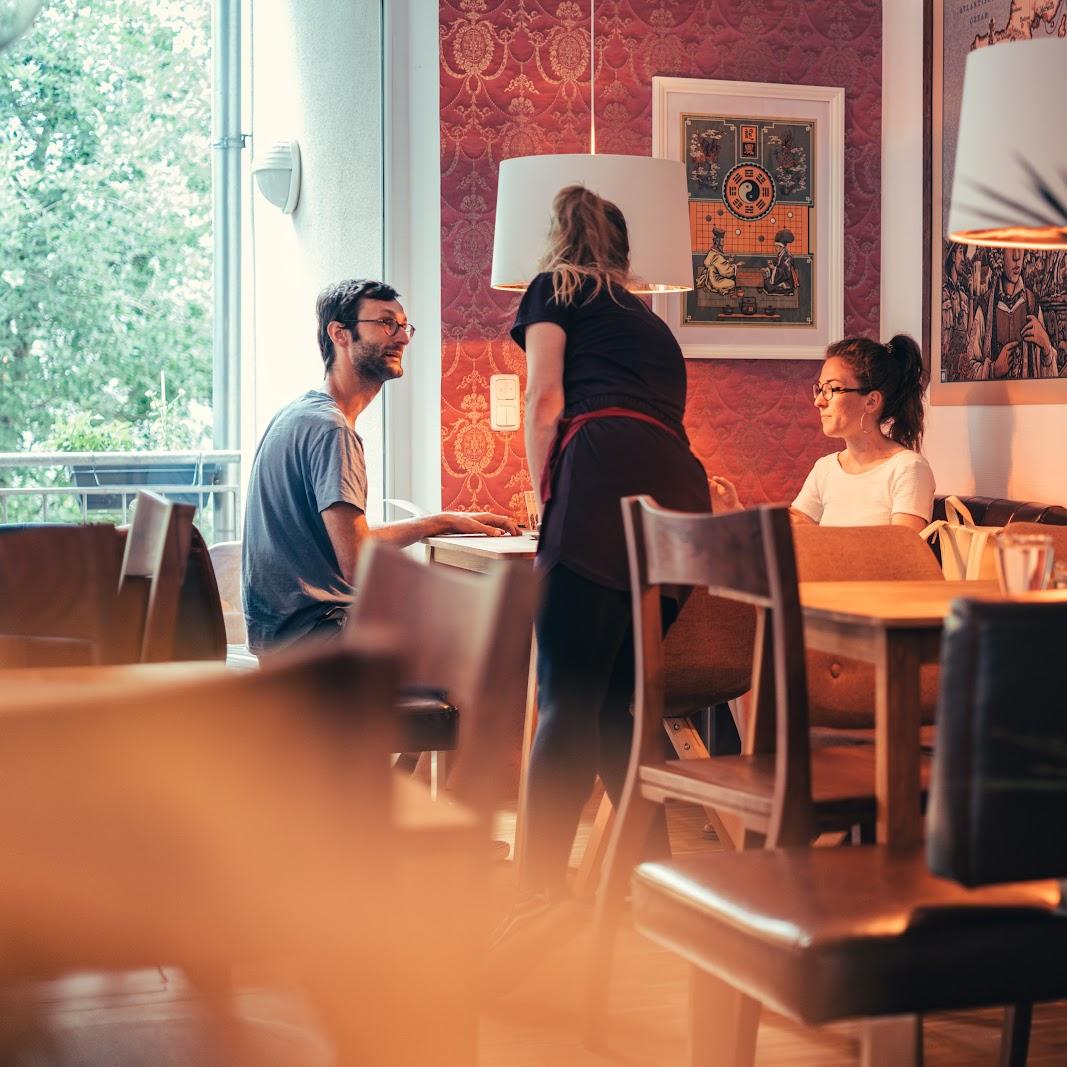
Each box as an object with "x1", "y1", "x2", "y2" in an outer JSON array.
[{"x1": 439, "y1": 0, "x2": 882, "y2": 517}]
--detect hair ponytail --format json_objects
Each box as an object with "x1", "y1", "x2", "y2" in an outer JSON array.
[
  {"x1": 538, "y1": 185, "x2": 631, "y2": 305},
  {"x1": 825, "y1": 333, "x2": 928, "y2": 450}
]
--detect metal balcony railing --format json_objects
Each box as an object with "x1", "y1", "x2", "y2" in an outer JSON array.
[{"x1": 0, "y1": 450, "x2": 242, "y2": 543}]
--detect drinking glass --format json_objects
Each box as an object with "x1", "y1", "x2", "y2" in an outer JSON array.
[
  {"x1": 523, "y1": 490, "x2": 541, "y2": 534},
  {"x1": 994, "y1": 531, "x2": 1055, "y2": 594},
  {"x1": 1052, "y1": 560, "x2": 1067, "y2": 590}
]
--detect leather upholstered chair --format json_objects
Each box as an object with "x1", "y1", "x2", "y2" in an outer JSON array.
[
  {"x1": 793, "y1": 525, "x2": 943, "y2": 730},
  {"x1": 630, "y1": 598, "x2": 1067, "y2": 1067},
  {"x1": 585, "y1": 501, "x2": 915, "y2": 1044}
]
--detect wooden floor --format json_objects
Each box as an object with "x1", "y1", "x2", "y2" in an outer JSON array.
[
  {"x1": 478, "y1": 797, "x2": 1067, "y2": 1065},
  {"x1": 14, "y1": 796, "x2": 1067, "y2": 1065}
]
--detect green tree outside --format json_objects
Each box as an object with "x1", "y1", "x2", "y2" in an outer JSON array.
[{"x1": 0, "y1": 0, "x2": 213, "y2": 457}]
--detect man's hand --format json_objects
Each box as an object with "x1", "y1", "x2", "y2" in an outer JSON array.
[
  {"x1": 709, "y1": 476, "x2": 742, "y2": 513},
  {"x1": 1021, "y1": 314, "x2": 1052, "y2": 355},
  {"x1": 437, "y1": 511, "x2": 520, "y2": 537}
]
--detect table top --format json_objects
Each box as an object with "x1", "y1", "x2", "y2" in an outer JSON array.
[
  {"x1": 424, "y1": 532, "x2": 539, "y2": 561},
  {"x1": 799, "y1": 580, "x2": 1067, "y2": 628},
  {"x1": 0, "y1": 661, "x2": 232, "y2": 714}
]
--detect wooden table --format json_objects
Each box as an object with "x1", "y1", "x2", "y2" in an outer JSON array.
[
  {"x1": 799, "y1": 580, "x2": 1067, "y2": 846},
  {"x1": 423, "y1": 531, "x2": 539, "y2": 574}
]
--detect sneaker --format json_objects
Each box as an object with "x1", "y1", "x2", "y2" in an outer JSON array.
[{"x1": 484, "y1": 890, "x2": 585, "y2": 994}]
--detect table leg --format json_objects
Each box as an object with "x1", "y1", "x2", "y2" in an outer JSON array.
[
  {"x1": 512, "y1": 633, "x2": 538, "y2": 875},
  {"x1": 874, "y1": 629, "x2": 923, "y2": 847}
]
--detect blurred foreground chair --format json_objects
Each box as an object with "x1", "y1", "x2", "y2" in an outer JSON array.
[
  {"x1": 630, "y1": 598, "x2": 1067, "y2": 1067},
  {"x1": 0, "y1": 639, "x2": 492, "y2": 1064},
  {"x1": 0, "y1": 525, "x2": 124, "y2": 667},
  {"x1": 793, "y1": 524, "x2": 943, "y2": 731},
  {"x1": 586, "y1": 501, "x2": 912, "y2": 1043},
  {"x1": 348, "y1": 540, "x2": 540, "y2": 818}
]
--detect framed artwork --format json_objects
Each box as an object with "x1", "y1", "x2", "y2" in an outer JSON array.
[
  {"x1": 928, "y1": 0, "x2": 1067, "y2": 405},
  {"x1": 651, "y1": 76, "x2": 844, "y2": 360}
]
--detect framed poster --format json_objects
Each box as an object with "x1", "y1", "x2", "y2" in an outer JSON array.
[
  {"x1": 929, "y1": 0, "x2": 1067, "y2": 405},
  {"x1": 652, "y1": 76, "x2": 844, "y2": 360}
]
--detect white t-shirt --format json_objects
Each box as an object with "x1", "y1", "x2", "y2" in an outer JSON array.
[{"x1": 792, "y1": 450, "x2": 936, "y2": 526}]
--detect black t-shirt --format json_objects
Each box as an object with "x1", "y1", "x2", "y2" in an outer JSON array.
[{"x1": 511, "y1": 272, "x2": 710, "y2": 591}]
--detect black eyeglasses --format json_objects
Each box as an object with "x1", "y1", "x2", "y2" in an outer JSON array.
[
  {"x1": 351, "y1": 318, "x2": 416, "y2": 339},
  {"x1": 812, "y1": 381, "x2": 869, "y2": 402}
]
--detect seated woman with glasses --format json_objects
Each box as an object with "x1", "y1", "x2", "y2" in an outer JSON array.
[{"x1": 711, "y1": 335, "x2": 935, "y2": 532}]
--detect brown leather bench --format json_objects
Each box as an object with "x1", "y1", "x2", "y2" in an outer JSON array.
[{"x1": 932, "y1": 494, "x2": 1067, "y2": 526}]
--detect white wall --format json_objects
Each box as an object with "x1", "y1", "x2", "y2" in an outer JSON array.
[
  {"x1": 247, "y1": 0, "x2": 386, "y2": 520},
  {"x1": 382, "y1": 0, "x2": 443, "y2": 514},
  {"x1": 881, "y1": 2, "x2": 1067, "y2": 504}
]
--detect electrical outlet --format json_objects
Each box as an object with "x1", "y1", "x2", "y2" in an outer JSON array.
[{"x1": 489, "y1": 373, "x2": 521, "y2": 431}]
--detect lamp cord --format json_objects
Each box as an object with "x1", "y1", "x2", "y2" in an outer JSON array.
[{"x1": 589, "y1": 0, "x2": 596, "y2": 153}]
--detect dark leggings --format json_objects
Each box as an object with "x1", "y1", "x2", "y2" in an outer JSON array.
[{"x1": 521, "y1": 563, "x2": 676, "y2": 895}]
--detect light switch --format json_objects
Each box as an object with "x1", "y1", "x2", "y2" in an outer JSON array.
[{"x1": 490, "y1": 374, "x2": 521, "y2": 431}]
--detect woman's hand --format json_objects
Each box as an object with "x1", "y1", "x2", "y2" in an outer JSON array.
[{"x1": 709, "y1": 475, "x2": 742, "y2": 513}]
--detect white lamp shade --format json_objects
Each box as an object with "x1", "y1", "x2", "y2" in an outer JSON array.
[
  {"x1": 947, "y1": 38, "x2": 1067, "y2": 249},
  {"x1": 490, "y1": 154, "x2": 693, "y2": 292},
  {"x1": 253, "y1": 140, "x2": 302, "y2": 215}
]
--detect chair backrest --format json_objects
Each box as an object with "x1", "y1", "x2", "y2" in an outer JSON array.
[
  {"x1": 0, "y1": 640, "x2": 401, "y2": 978},
  {"x1": 997, "y1": 521, "x2": 1067, "y2": 563},
  {"x1": 793, "y1": 524, "x2": 944, "y2": 582},
  {"x1": 348, "y1": 541, "x2": 540, "y2": 817},
  {"x1": 117, "y1": 492, "x2": 195, "y2": 662},
  {"x1": 622, "y1": 497, "x2": 814, "y2": 845},
  {"x1": 0, "y1": 525, "x2": 124, "y2": 666},
  {"x1": 207, "y1": 539, "x2": 246, "y2": 644},
  {"x1": 927, "y1": 599, "x2": 1067, "y2": 886},
  {"x1": 173, "y1": 526, "x2": 227, "y2": 660}
]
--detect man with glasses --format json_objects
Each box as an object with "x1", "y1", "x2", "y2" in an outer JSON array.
[{"x1": 243, "y1": 278, "x2": 518, "y2": 654}]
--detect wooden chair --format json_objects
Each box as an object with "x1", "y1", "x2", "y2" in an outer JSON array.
[
  {"x1": 207, "y1": 538, "x2": 247, "y2": 645},
  {"x1": 586, "y1": 500, "x2": 911, "y2": 1043},
  {"x1": 171, "y1": 524, "x2": 227, "y2": 661},
  {"x1": 0, "y1": 525, "x2": 124, "y2": 667},
  {"x1": 113, "y1": 491, "x2": 196, "y2": 662},
  {"x1": 348, "y1": 540, "x2": 540, "y2": 818},
  {"x1": 575, "y1": 566, "x2": 758, "y2": 894},
  {"x1": 793, "y1": 524, "x2": 943, "y2": 730},
  {"x1": 1000, "y1": 520, "x2": 1067, "y2": 562},
  {"x1": 630, "y1": 597, "x2": 1067, "y2": 1067}
]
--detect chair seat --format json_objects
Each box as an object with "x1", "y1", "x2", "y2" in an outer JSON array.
[
  {"x1": 632, "y1": 846, "x2": 1063, "y2": 1026},
  {"x1": 639, "y1": 745, "x2": 930, "y2": 829},
  {"x1": 395, "y1": 694, "x2": 459, "y2": 752}
]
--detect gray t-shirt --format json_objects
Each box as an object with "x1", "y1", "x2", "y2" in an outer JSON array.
[{"x1": 242, "y1": 390, "x2": 367, "y2": 653}]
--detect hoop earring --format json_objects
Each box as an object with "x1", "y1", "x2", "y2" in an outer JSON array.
[{"x1": 860, "y1": 412, "x2": 873, "y2": 435}]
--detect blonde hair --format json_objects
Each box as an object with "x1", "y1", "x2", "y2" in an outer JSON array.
[{"x1": 537, "y1": 185, "x2": 631, "y2": 305}]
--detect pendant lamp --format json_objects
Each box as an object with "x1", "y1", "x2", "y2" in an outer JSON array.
[
  {"x1": 947, "y1": 37, "x2": 1067, "y2": 250},
  {"x1": 489, "y1": 6, "x2": 693, "y2": 293}
]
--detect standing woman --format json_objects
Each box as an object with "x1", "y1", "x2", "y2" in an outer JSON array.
[
  {"x1": 506, "y1": 185, "x2": 710, "y2": 922},
  {"x1": 711, "y1": 335, "x2": 935, "y2": 528}
]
